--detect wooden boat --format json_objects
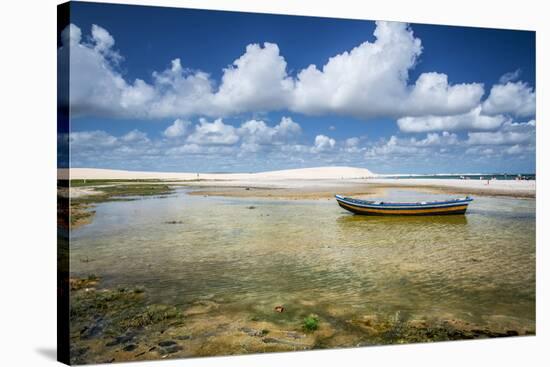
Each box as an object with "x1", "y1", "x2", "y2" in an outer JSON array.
[{"x1": 335, "y1": 195, "x2": 473, "y2": 216}]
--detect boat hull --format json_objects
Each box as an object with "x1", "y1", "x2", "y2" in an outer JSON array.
[{"x1": 335, "y1": 195, "x2": 472, "y2": 216}]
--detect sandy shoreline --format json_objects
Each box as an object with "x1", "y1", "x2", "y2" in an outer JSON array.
[{"x1": 65, "y1": 167, "x2": 535, "y2": 199}]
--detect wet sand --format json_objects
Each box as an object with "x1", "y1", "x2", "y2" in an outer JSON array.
[{"x1": 182, "y1": 178, "x2": 535, "y2": 200}]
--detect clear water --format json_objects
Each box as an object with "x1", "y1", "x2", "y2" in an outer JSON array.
[{"x1": 70, "y1": 189, "x2": 535, "y2": 330}]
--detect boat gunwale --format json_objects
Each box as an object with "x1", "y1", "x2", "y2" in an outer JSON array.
[{"x1": 334, "y1": 195, "x2": 473, "y2": 210}]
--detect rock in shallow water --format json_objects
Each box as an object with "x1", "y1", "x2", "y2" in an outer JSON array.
[
  {"x1": 122, "y1": 344, "x2": 138, "y2": 352},
  {"x1": 158, "y1": 340, "x2": 177, "y2": 347},
  {"x1": 161, "y1": 345, "x2": 183, "y2": 354},
  {"x1": 239, "y1": 327, "x2": 266, "y2": 337},
  {"x1": 80, "y1": 324, "x2": 103, "y2": 339},
  {"x1": 105, "y1": 333, "x2": 135, "y2": 347}
]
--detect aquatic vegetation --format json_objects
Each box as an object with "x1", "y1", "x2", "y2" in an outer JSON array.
[
  {"x1": 70, "y1": 179, "x2": 163, "y2": 187},
  {"x1": 69, "y1": 276, "x2": 187, "y2": 364},
  {"x1": 69, "y1": 275, "x2": 99, "y2": 291},
  {"x1": 303, "y1": 314, "x2": 319, "y2": 331},
  {"x1": 69, "y1": 276, "x2": 534, "y2": 364},
  {"x1": 69, "y1": 201, "x2": 96, "y2": 227},
  {"x1": 69, "y1": 184, "x2": 175, "y2": 229},
  {"x1": 164, "y1": 220, "x2": 184, "y2": 224},
  {"x1": 96, "y1": 184, "x2": 173, "y2": 197},
  {"x1": 117, "y1": 304, "x2": 184, "y2": 329}
]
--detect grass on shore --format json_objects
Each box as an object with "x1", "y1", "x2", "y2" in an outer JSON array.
[{"x1": 70, "y1": 179, "x2": 164, "y2": 187}]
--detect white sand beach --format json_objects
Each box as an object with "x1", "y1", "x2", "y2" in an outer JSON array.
[{"x1": 63, "y1": 167, "x2": 535, "y2": 198}]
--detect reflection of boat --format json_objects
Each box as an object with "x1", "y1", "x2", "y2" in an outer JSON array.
[
  {"x1": 336, "y1": 212, "x2": 468, "y2": 227},
  {"x1": 335, "y1": 195, "x2": 473, "y2": 216}
]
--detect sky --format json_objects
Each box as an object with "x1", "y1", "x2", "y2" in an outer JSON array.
[{"x1": 59, "y1": 2, "x2": 536, "y2": 174}]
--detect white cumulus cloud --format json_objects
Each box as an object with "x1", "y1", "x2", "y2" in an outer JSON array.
[
  {"x1": 481, "y1": 81, "x2": 535, "y2": 117},
  {"x1": 311, "y1": 134, "x2": 336, "y2": 153},
  {"x1": 164, "y1": 119, "x2": 191, "y2": 138},
  {"x1": 505, "y1": 145, "x2": 523, "y2": 155},
  {"x1": 186, "y1": 118, "x2": 240, "y2": 145},
  {"x1": 238, "y1": 117, "x2": 301, "y2": 146},
  {"x1": 292, "y1": 21, "x2": 420, "y2": 118},
  {"x1": 467, "y1": 120, "x2": 535, "y2": 146},
  {"x1": 213, "y1": 43, "x2": 294, "y2": 114},
  {"x1": 61, "y1": 22, "x2": 486, "y2": 122},
  {"x1": 290, "y1": 22, "x2": 482, "y2": 119},
  {"x1": 405, "y1": 73, "x2": 484, "y2": 116},
  {"x1": 397, "y1": 106, "x2": 506, "y2": 133},
  {"x1": 499, "y1": 69, "x2": 522, "y2": 84},
  {"x1": 365, "y1": 136, "x2": 420, "y2": 157},
  {"x1": 70, "y1": 130, "x2": 118, "y2": 148},
  {"x1": 121, "y1": 129, "x2": 149, "y2": 143}
]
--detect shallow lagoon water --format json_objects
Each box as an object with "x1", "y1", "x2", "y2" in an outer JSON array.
[{"x1": 70, "y1": 188, "x2": 535, "y2": 332}]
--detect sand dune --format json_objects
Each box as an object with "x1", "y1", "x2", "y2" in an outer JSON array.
[{"x1": 65, "y1": 166, "x2": 376, "y2": 180}]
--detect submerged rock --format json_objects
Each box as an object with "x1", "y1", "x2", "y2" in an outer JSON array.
[
  {"x1": 183, "y1": 300, "x2": 219, "y2": 316},
  {"x1": 163, "y1": 345, "x2": 183, "y2": 354},
  {"x1": 105, "y1": 333, "x2": 135, "y2": 347},
  {"x1": 122, "y1": 344, "x2": 138, "y2": 352},
  {"x1": 80, "y1": 324, "x2": 103, "y2": 339},
  {"x1": 239, "y1": 327, "x2": 268, "y2": 337},
  {"x1": 158, "y1": 341, "x2": 182, "y2": 354},
  {"x1": 158, "y1": 340, "x2": 177, "y2": 347},
  {"x1": 262, "y1": 337, "x2": 309, "y2": 348}
]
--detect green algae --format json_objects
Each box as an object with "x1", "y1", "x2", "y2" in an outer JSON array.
[
  {"x1": 70, "y1": 184, "x2": 174, "y2": 229},
  {"x1": 303, "y1": 314, "x2": 320, "y2": 331}
]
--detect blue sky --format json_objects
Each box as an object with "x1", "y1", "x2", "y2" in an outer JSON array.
[{"x1": 61, "y1": 2, "x2": 536, "y2": 174}]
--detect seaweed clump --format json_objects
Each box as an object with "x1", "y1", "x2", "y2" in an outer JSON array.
[
  {"x1": 303, "y1": 314, "x2": 320, "y2": 331},
  {"x1": 69, "y1": 276, "x2": 185, "y2": 364}
]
